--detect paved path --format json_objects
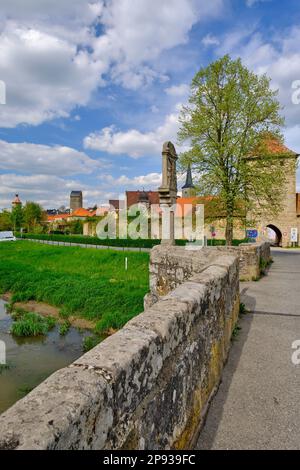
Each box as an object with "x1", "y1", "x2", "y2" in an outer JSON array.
[
  {"x1": 197, "y1": 249, "x2": 300, "y2": 450},
  {"x1": 20, "y1": 238, "x2": 151, "y2": 253}
]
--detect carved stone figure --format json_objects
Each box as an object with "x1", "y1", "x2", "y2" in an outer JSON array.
[
  {"x1": 158, "y1": 141, "x2": 178, "y2": 244},
  {"x1": 159, "y1": 141, "x2": 178, "y2": 204}
]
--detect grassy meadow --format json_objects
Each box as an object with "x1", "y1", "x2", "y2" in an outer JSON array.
[{"x1": 0, "y1": 241, "x2": 149, "y2": 333}]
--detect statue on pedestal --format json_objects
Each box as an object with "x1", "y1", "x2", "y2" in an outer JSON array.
[{"x1": 158, "y1": 141, "x2": 178, "y2": 245}]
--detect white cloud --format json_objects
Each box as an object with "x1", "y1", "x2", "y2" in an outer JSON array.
[
  {"x1": 246, "y1": 0, "x2": 270, "y2": 6},
  {"x1": 0, "y1": 25, "x2": 107, "y2": 127},
  {"x1": 0, "y1": 173, "x2": 75, "y2": 209},
  {"x1": 201, "y1": 33, "x2": 220, "y2": 47},
  {"x1": 100, "y1": 173, "x2": 162, "y2": 189},
  {"x1": 99, "y1": 170, "x2": 186, "y2": 193},
  {"x1": 165, "y1": 83, "x2": 189, "y2": 97},
  {"x1": 0, "y1": 140, "x2": 107, "y2": 175},
  {"x1": 84, "y1": 107, "x2": 181, "y2": 158},
  {"x1": 92, "y1": 0, "x2": 224, "y2": 88},
  {"x1": 0, "y1": 173, "x2": 117, "y2": 209},
  {"x1": 216, "y1": 26, "x2": 300, "y2": 150},
  {"x1": 0, "y1": 0, "x2": 224, "y2": 127}
]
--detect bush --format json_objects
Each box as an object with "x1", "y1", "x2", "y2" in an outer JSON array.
[
  {"x1": 82, "y1": 334, "x2": 102, "y2": 352},
  {"x1": 16, "y1": 233, "x2": 248, "y2": 248},
  {"x1": 11, "y1": 311, "x2": 56, "y2": 337},
  {"x1": 207, "y1": 238, "x2": 250, "y2": 246},
  {"x1": 17, "y1": 233, "x2": 162, "y2": 248},
  {"x1": 59, "y1": 320, "x2": 70, "y2": 336}
]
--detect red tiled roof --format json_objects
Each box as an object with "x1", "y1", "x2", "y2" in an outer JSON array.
[
  {"x1": 71, "y1": 208, "x2": 96, "y2": 217},
  {"x1": 109, "y1": 200, "x2": 120, "y2": 210},
  {"x1": 252, "y1": 134, "x2": 298, "y2": 157},
  {"x1": 47, "y1": 208, "x2": 96, "y2": 222},
  {"x1": 126, "y1": 191, "x2": 159, "y2": 207},
  {"x1": 176, "y1": 196, "x2": 215, "y2": 216},
  {"x1": 47, "y1": 214, "x2": 69, "y2": 222}
]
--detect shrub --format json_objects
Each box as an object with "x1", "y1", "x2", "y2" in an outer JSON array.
[
  {"x1": 259, "y1": 257, "x2": 269, "y2": 275},
  {"x1": 239, "y1": 303, "x2": 247, "y2": 315},
  {"x1": 59, "y1": 321, "x2": 70, "y2": 336},
  {"x1": 16, "y1": 232, "x2": 248, "y2": 248},
  {"x1": 231, "y1": 324, "x2": 242, "y2": 341},
  {"x1": 11, "y1": 312, "x2": 56, "y2": 337},
  {"x1": 82, "y1": 334, "x2": 102, "y2": 352}
]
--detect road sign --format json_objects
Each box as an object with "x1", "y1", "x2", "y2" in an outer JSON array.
[
  {"x1": 291, "y1": 227, "x2": 298, "y2": 243},
  {"x1": 246, "y1": 229, "x2": 258, "y2": 239}
]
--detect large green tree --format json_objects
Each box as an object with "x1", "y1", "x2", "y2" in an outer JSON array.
[
  {"x1": 0, "y1": 210, "x2": 13, "y2": 231},
  {"x1": 178, "y1": 55, "x2": 287, "y2": 245},
  {"x1": 23, "y1": 201, "x2": 45, "y2": 232},
  {"x1": 11, "y1": 204, "x2": 23, "y2": 232}
]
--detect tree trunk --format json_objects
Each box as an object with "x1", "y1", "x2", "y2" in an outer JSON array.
[{"x1": 225, "y1": 215, "x2": 233, "y2": 246}]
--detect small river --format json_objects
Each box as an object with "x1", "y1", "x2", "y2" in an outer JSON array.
[{"x1": 0, "y1": 299, "x2": 86, "y2": 414}]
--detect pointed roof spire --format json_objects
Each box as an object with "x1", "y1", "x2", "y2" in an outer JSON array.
[
  {"x1": 12, "y1": 193, "x2": 22, "y2": 205},
  {"x1": 182, "y1": 164, "x2": 195, "y2": 189}
]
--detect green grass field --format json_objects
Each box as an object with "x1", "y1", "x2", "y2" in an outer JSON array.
[{"x1": 0, "y1": 241, "x2": 149, "y2": 333}]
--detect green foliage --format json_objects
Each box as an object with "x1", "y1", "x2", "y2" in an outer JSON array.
[
  {"x1": 11, "y1": 311, "x2": 56, "y2": 337},
  {"x1": 16, "y1": 233, "x2": 169, "y2": 248},
  {"x1": 259, "y1": 256, "x2": 273, "y2": 276},
  {"x1": 67, "y1": 219, "x2": 83, "y2": 235},
  {"x1": 82, "y1": 334, "x2": 102, "y2": 352},
  {"x1": 59, "y1": 321, "x2": 70, "y2": 336},
  {"x1": 0, "y1": 210, "x2": 13, "y2": 231},
  {"x1": 178, "y1": 55, "x2": 286, "y2": 245},
  {"x1": 11, "y1": 205, "x2": 23, "y2": 232},
  {"x1": 231, "y1": 324, "x2": 242, "y2": 341},
  {"x1": 17, "y1": 385, "x2": 34, "y2": 398},
  {"x1": 0, "y1": 363, "x2": 13, "y2": 375},
  {"x1": 259, "y1": 257, "x2": 268, "y2": 275},
  {"x1": 0, "y1": 241, "x2": 149, "y2": 334},
  {"x1": 15, "y1": 232, "x2": 248, "y2": 248},
  {"x1": 207, "y1": 238, "x2": 249, "y2": 246},
  {"x1": 239, "y1": 303, "x2": 247, "y2": 315},
  {"x1": 23, "y1": 201, "x2": 45, "y2": 232}
]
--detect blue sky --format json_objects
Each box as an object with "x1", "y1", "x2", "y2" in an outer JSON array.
[{"x1": 0, "y1": 0, "x2": 300, "y2": 209}]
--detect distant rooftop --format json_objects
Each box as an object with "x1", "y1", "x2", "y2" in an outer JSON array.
[
  {"x1": 70, "y1": 191, "x2": 82, "y2": 196},
  {"x1": 12, "y1": 194, "x2": 22, "y2": 205},
  {"x1": 182, "y1": 164, "x2": 195, "y2": 189},
  {"x1": 252, "y1": 134, "x2": 299, "y2": 158}
]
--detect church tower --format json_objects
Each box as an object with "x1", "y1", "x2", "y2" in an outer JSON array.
[
  {"x1": 182, "y1": 164, "x2": 195, "y2": 198},
  {"x1": 12, "y1": 194, "x2": 22, "y2": 208}
]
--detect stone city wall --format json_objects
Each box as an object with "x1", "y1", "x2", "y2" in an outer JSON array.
[
  {"x1": 0, "y1": 248, "x2": 239, "y2": 450},
  {"x1": 213, "y1": 241, "x2": 271, "y2": 281},
  {"x1": 146, "y1": 243, "x2": 270, "y2": 306}
]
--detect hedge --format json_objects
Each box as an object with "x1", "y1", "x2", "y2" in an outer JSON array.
[{"x1": 16, "y1": 233, "x2": 249, "y2": 248}]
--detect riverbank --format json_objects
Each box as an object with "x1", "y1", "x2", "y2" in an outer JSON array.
[
  {"x1": 0, "y1": 241, "x2": 149, "y2": 334},
  {"x1": 3, "y1": 293, "x2": 95, "y2": 330},
  {"x1": 0, "y1": 299, "x2": 88, "y2": 414}
]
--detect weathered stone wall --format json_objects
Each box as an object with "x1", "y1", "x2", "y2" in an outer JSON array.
[
  {"x1": 0, "y1": 250, "x2": 239, "y2": 450},
  {"x1": 214, "y1": 242, "x2": 271, "y2": 281},
  {"x1": 146, "y1": 243, "x2": 270, "y2": 303},
  {"x1": 144, "y1": 245, "x2": 225, "y2": 308}
]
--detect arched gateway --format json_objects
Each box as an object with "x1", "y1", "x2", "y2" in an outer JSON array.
[{"x1": 267, "y1": 224, "x2": 282, "y2": 247}]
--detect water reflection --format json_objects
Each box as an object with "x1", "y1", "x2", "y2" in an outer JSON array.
[{"x1": 0, "y1": 299, "x2": 87, "y2": 414}]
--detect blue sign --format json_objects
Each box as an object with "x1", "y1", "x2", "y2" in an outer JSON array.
[{"x1": 246, "y1": 229, "x2": 258, "y2": 239}]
